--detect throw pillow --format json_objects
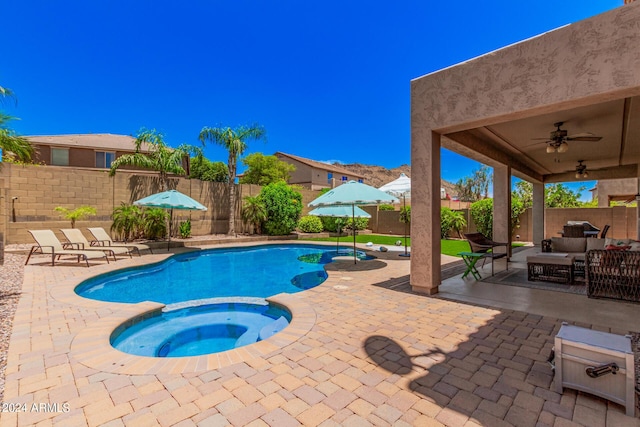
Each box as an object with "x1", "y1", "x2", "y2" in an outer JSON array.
[
  {"x1": 629, "y1": 240, "x2": 640, "y2": 251},
  {"x1": 605, "y1": 244, "x2": 631, "y2": 251},
  {"x1": 605, "y1": 238, "x2": 630, "y2": 247}
]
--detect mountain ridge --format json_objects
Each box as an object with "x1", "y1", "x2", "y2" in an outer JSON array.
[{"x1": 336, "y1": 163, "x2": 457, "y2": 196}]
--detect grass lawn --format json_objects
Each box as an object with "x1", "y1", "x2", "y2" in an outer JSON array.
[{"x1": 301, "y1": 234, "x2": 524, "y2": 257}]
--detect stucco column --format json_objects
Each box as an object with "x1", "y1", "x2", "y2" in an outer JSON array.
[
  {"x1": 493, "y1": 164, "x2": 511, "y2": 257},
  {"x1": 532, "y1": 182, "x2": 545, "y2": 244},
  {"x1": 410, "y1": 131, "x2": 441, "y2": 295},
  {"x1": 636, "y1": 172, "x2": 640, "y2": 240}
]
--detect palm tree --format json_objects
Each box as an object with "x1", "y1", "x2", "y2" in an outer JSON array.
[
  {"x1": 449, "y1": 210, "x2": 467, "y2": 238},
  {"x1": 0, "y1": 113, "x2": 34, "y2": 162},
  {"x1": 109, "y1": 129, "x2": 194, "y2": 191},
  {"x1": 199, "y1": 124, "x2": 266, "y2": 235},
  {"x1": 0, "y1": 86, "x2": 33, "y2": 163},
  {"x1": 242, "y1": 196, "x2": 267, "y2": 234}
]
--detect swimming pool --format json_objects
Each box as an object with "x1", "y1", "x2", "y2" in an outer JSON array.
[
  {"x1": 76, "y1": 244, "x2": 372, "y2": 304},
  {"x1": 111, "y1": 300, "x2": 291, "y2": 357}
]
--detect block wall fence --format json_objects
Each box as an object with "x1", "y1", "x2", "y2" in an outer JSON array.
[{"x1": 0, "y1": 164, "x2": 636, "y2": 247}]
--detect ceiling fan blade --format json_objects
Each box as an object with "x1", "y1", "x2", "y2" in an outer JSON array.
[
  {"x1": 566, "y1": 136, "x2": 602, "y2": 142},
  {"x1": 567, "y1": 132, "x2": 595, "y2": 138}
]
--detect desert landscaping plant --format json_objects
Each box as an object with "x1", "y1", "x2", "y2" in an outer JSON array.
[
  {"x1": 111, "y1": 203, "x2": 143, "y2": 241},
  {"x1": 179, "y1": 219, "x2": 192, "y2": 238},
  {"x1": 142, "y1": 208, "x2": 168, "y2": 240},
  {"x1": 241, "y1": 196, "x2": 267, "y2": 234},
  {"x1": 54, "y1": 206, "x2": 97, "y2": 228}
]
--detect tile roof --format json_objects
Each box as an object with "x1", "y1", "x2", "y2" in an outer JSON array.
[
  {"x1": 26, "y1": 134, "x2": 153, "y2": 153},
  {"x1": 275, "y1": 152, "x2": 365, "y2": 178}
]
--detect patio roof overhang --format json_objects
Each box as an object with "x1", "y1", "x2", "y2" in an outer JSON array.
[
  {"x1": 410, "y1": 2, "x2": 640, "y2": 294},
  {"x1": 412, "y1": 2, "x2": 640, "y2": 184}
]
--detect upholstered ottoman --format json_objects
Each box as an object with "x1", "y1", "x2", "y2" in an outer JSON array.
[{"x1": 527, "y1": 253, "x2": 575, "y2": 284}]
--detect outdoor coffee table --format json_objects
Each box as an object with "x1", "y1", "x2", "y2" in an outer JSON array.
[
  {"x1": 527, "y1": 253, "x2": 575, "y2": 284},
  {"x1": 459, "y1": 252, "x2": 485, "y2": 280}
]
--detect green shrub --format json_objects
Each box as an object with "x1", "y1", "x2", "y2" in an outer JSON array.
[
  {"x1": 179, "y1": 219, "x2": 191, "y2": 238},
  {"x1": 378, "y1": 204, "x2": 395, "y2": 211},
  {"x1": 142, "y1": 208, "x2": 168, "y2": 240},
  {"x1": 399, "y1": 206, "x2": 411, "y2": 224},
  {"x1": 111, "y1": 203, "x2": 143, "y2": 241},
  {"x1": 260, "y1": 182, "x2": 303, "y2": 235},
  {"x1": 440, "y1": 207, "x2": 453, "y2": 239},
  {"x1": 321, "y1": 216, "x2": 341, "y2": 232},
  {"x1": 344, "y1": 217, "x2": 369, "y2": 231},
  {"x1": 470, "y1": 198, "x2": 493, "y2": 238},
  {"x1": 297, "y1": 216, "x2": 323, "y2": 233}
]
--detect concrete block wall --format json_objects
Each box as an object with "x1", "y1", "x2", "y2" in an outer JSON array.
[{"x1": 1, "y1": 164, "x2": 267, "y2": 244}]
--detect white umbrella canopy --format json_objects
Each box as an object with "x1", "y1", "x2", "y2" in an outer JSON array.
[
  {"x1": 309, "y1": 180, "x2": 399, "y2": 207},
  {"x1": 378, "y1": 173, "x2": 411, "y2": 197},
  {"x1": 134, "y1": 189, "x2": 207, "y2": 250},
  {"x1": 309, "y1": 181, "x2": 397, "y2": 263},
  {"x1": 379, "y1": 174, "x2": 411, "y2": 257}
]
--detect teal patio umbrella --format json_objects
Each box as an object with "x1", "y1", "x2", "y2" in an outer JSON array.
[
  {"x1": 309, "y1": 181, "x2": 398, "y2": 263},
  {"x1": 309, "y1": 205, "x2": 371, "y2": 255},
  {"x1": 134, "y1": 189, "x2": 208, "y2": 250}
]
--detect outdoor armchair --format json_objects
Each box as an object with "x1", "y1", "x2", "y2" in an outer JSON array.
[
  {"x1": 61, "y1": 228, "x2": 133, "y2": 261},
  {"x1": 87, "y1": 227, "x2": 152, "y2": 255},
  {"x1": 463, "y1": 232, "x2": 509, "y2": 276},
  {"x1": 26, "y1": 230, "x2": 109, "y2": 267}
]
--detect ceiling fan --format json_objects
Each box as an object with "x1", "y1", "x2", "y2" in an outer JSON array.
[
  {"x1": 574, "y1": 160, "x2": 588, "y2": 179},
  {"x1": 533, "y1": 121, "x2": 602, "y2": 153}
]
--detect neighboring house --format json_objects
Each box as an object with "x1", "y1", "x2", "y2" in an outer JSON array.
[
  {"x1": 275, "y1": 152, "x2": 365, "y2": 190},
  {"x1": 25, "y1": 134, "x2": 188, "y2": 172},
  {"x1": 590, "y1": 178, "x2": 638, "y2": 207}
]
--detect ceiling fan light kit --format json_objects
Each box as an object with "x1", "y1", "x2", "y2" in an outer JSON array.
[
  {"x1": 575, "y1": 160, "x2": 588, "y2": 179},
  {"x1": 535, "y1": 121, "x2": 602, "y2": 154}
]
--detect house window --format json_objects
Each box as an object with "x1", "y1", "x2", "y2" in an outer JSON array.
[
  {"x1": 357, "y1": 179, "x2": 363, "y2": 183},
  {"x1": 327, "y1": 172, "x2": 333, "y2": 183},
  {"x1": 51, "y1": 148, "x2": 69, "y2": 166},
  {"x1": 341, "y1": 176, "x2": 348, "y2": 181},
  {"x1": 96, "y1": 151, "x2": 116, "y2": 168}
]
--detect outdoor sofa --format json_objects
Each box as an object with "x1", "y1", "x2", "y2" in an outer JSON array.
[{"x1": 542, "y1": 237, "x2": 640, "y2": 302}]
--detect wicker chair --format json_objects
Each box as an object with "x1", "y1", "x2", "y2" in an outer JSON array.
[
  {"x1": 586, "y1": 249, "x2": 640, "y2": 303},
  {"x1": 463, "y1": 233, "x2": 509, "y2": 275}
]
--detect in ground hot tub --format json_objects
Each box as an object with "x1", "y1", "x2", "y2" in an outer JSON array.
[{"x1": 111, "y1": 299, "x2": 291, "y2": 357}]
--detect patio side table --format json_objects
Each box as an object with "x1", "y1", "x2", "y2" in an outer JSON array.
[{"x1": 459, "y1": 252, "x2": 485, "y2": 280}]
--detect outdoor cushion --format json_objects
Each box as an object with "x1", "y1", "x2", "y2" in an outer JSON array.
[
  {"x1": 605, "y1": 238, "x2": 630, "y2": 247},
  {"x1": 550, "y1": 237, "x2": 586, "y2": 253},
  {"x1": 629, "y1": 240, "x2": 640, "y2": 251},
  {"x1": 586, "y1": 238, "x2": 605, "y2": 251}
]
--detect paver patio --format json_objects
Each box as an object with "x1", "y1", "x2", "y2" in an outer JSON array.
[{"x1": 2, "y1": 241, "x2": 639, "y2": 426}]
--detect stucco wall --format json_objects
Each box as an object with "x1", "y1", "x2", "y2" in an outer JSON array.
[{"x1": 410, "y1": 3, "x2": 640, "y2": 294}]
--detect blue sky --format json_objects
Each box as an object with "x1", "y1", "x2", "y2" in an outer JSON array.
[{"x1": 2, "y1": 1, "x2": 621, "y2": 198}]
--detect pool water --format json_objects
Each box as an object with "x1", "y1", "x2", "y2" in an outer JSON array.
[
  {"x1": 111, "y1": 301, "x2": 291, "y2": 357},
  {"x1": 76, "y1": 244, "x2": 372, "y2": 304}
]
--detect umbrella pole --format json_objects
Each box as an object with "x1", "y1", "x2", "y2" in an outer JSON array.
[
  {"x1": 168, "y1": 208, "x2": 173, "y2": 251},
  {"x1": 400, "y1": 194, "x2": 410, "y2": 257},
  {"x1": 352, "y1": 204, "x2": 357, "y2": 264}
]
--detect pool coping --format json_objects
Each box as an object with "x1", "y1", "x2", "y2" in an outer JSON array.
[
  {"x1": 69, "y1": 293, "x2": 316, "y2": 375},
  {"x1": 48, "y1": 242, "x2": 339, "y2": 375}
]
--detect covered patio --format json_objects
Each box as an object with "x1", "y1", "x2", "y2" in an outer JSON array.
[{"x1": 410, "y1": 2, "x2": 640, "y2": 296}]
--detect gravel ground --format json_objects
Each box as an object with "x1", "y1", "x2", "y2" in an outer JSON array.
[{"x1": 0, "y1": 251, "x2": 26, "y2": 404}]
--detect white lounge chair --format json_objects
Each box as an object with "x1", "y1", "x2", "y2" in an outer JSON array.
[
  {"x1": 61, "y1": 228, "x2": 132, "y2": 261},
  {"x1": 26, "y1": 230, "x2": 109, "y2": 267},
  {"x1": 87, "y1": 227, "x2": 152, "y2": 255}
]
